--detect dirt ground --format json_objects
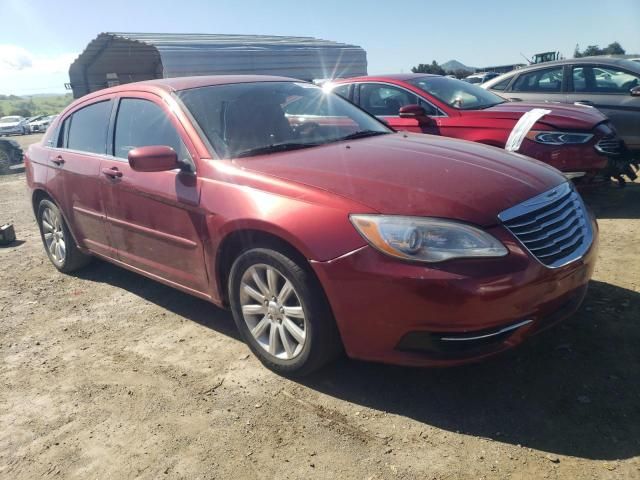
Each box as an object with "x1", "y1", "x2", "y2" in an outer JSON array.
[{"x1": 1, "y1": 134, "x2": 639, "y2": 479}]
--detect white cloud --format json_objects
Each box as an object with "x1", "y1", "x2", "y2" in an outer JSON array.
[
  {"x1": 0, "y1": 45, "x2": 33, "y2": 71},
  {"x1": 0, "y1": 45, "x2": 76, "y2": 94}
]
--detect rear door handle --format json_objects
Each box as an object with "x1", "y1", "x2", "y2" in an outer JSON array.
[
  {"x1": 51, "y1": 155, "x2": 65, "y2": 166},
  {"x1": 101, "y1": 167, "x2": 123, "y2": 179}
]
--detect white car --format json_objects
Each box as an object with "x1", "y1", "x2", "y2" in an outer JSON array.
[
  {"x1": 0, "y1": 116, "x2": 27, "y2": 136},
  {"x1": 29, "y1": 115, "x2": 58, "y2": 133},
  {"x1": 25, "y1": 116, "x2": 45, "y2": 133}
]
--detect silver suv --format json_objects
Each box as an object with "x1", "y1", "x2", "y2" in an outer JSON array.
[{"x1": 482, "y1": 57, "x2": 640, "y2": 154}]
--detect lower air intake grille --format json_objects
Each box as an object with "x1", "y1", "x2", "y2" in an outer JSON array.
[
  {"x1": 498, "y1": 182, "x2": 593, "y2": 268},
  {"x1": 595, "y1": 135, "x2": 623, "y2": 155}
]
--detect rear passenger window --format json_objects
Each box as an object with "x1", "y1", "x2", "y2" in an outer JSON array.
[
  {"x1": 67, "y1": 101, "x2": 111, "y2": 154},
  {"x1": 114, "y1": 98, "x2": 191, "y2": 163},
  {"x1": 511, "y1": 67, "x2": 564, "y2": 93}
]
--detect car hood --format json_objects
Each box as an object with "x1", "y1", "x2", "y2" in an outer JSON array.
[
  {"x1": 462, "y1": 102, "x2": 608, "y2": 130},
  {"x1": 0, "y1": 121, "x2": 22, "y2": 127},
  {"x1": 234, "y1": 133, "x2": 565, "y2": 226}
]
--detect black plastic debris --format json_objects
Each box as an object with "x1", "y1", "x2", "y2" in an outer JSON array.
[{"x1": 0, "y1": 224, "x2": 16, "y2": 245}]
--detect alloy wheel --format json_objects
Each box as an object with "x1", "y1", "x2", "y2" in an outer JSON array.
[
  {"x1": 41, "y1": 207, "x2": 66, "y2": 265},
  {"x1": 239, "y1": 264, "x2": 307, "y2": 360}
]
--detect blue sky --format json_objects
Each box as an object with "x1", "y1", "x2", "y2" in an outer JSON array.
[{"x1": 1, "y1": 0, "x2": 639, "y2": 95}]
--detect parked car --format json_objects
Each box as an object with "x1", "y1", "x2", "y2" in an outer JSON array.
[
  {"x1": 0, "y1": 116, "x2": 27, "y2": 136},
  {"x1": 26, "y1": 76, "x2": 597, "y2": 376},
  {"x1": 464, "y1": 72, "x2": 500, "y2": 84},
  {"x1": 481, "y1": 57, "x2": 640, "y2": 155},
  {"x1": 25, "y1": 116, "x2": 45, "y2": 133},
  {"x1": 0, "y1": 139, "x2": 24, "y2": 174},
  {"x1": 29, "y1": 114, "x2": 58, "y2": 133},
  {"x1": 330, "y1": 74, "x2": 633, "y2": 182},
  {"x1": 25, "y1": 115, "x2": 46, "y2": 132}
]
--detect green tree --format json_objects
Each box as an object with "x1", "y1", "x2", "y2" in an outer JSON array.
[
  {"x1": 9, "y1": 100, "x2": 35, "y2": 117},
  {"x1": 574, "y1": 42, "x2": 625, "y2": 58},
  {"x1": 604, "y1": 41, "x2": 625, "y2": 55},
  {"x1": 411, "y1": 60, "x2": 445, "y2": 76}
]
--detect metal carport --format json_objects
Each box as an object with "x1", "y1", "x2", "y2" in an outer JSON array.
[{"x1": 68, "y1": 32, "x2": 368, "y2": 98}]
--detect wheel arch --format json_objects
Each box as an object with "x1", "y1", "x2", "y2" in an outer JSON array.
[
  {"x1": 215, "y1": 228, "x2": 318, "y2": 307},
  {"x1": 31, "y1": 188, "x2": 82, "y2": 247}
]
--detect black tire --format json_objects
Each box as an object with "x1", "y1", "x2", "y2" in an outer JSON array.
[
  {"x1": 0, "y1": 150, "x2": 9, "y2": 175},
  {"x1": 228, "y1": 247, "x2": 342, "y2": 376},
  {"x1": 37, "y1": 199, "x2": 92, "y2": 273}
]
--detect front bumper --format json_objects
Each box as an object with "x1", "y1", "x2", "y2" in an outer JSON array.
[{"x1": 311, "y1": 221, "x2": 598, "y2": 367}]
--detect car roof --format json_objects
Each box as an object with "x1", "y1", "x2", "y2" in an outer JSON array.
[
  {"x1": 482, "y1": 56, "x2": 640, "y2": 88},
  {"x1": 336, "y1": 73, "x2": 440, "y2": 82},
  {"x1": 140, "y1": 74, "x2": 300, "y2": 91},
  {"x1": 74, "y1": 75, "x2": 304, "y2": 104},
  {"x1": 496, "y1": 56, "x2": 639, "y2": 75}
]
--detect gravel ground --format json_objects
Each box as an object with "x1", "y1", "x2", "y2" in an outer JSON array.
[{"x1": 1, "y1": 135, "x2": 639, "y2": 479}]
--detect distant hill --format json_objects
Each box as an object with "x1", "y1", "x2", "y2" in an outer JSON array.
[
  {"x1": 441, "y1": 60, "x2": 476, "y2": 73},
  {"x1": 0, "y1": 93, "x2": 73, "y2": 117}
]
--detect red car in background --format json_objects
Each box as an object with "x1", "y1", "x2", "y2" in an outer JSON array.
[{"x1": 330, "y1": 74, "x2": 631, "y2": 182}]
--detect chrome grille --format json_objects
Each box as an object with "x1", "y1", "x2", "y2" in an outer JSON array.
[
  {"x1": 498, "y1": 183, "x2": 593, "y2": 268},
  {"x1": 595, "y1": 135, "x2": 623, "y2": 155}
]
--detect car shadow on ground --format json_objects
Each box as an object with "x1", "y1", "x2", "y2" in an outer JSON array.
[
  {"x1": 75, "y1": 258, "x2": 639, "y2": 461},
  {"x1": 299, "y1": 279, "x2": 640, "y2": 461},
  {"x1": 581, "y1": 181, "x2": 640, "y2": 219},
  {"x1": 74, "y1": 261, "x2": 242, "y2": 342}
]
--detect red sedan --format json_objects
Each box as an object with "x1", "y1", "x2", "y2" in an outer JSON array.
[
  {"x1": 330, "y1": 74, "x2": 626, "y2": 181},
  {"x1": 26, "y1": 76, "x2": 597, "y2": 376}
]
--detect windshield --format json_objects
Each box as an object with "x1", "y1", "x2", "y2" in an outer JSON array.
[
  {"x1": 178, "y1": 81, "x2": 391, "y2": 158},
  {"x1": 408, "y1": 76, "x2": 506, "y2": 110},
  {"x1": 0, "y1": 116, "x2": 21, "y2": 124}
]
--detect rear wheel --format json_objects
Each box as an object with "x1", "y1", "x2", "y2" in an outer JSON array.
[
  {"x1": 229, "y1": 247, "x2": 341, "y2": 376},
  {"x1": 37, "y1": 199, "x2": 92, "y2": 272},
  {"x1": 0, "y1": 150, "x2": 9, "y2": 175}
]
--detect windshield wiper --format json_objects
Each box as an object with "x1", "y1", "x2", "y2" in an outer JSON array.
[
  {"x1": 234, "y1": 142, "x2": 320, "y2": 158},
  {"x1": 337, "y1": 130, "x2": 390, "y2": 141}
]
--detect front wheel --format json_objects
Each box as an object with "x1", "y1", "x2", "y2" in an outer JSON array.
[{"x1": 228, "y1": 248, "x2": 342, "y2": 376}]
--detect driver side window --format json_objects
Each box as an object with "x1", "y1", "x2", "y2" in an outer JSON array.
[
  {"x1": 359, "y1": 84, "x2": 439, "y2": 117},
  {"x1": 114, "y1": 98, "x2": 193, "y2": 167}
]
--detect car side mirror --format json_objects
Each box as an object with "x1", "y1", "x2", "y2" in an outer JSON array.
[
  {"x1": 398, "y1": 104, "x2": 432, "y2": 124},
  {"x1": 128, "y1": 146, "x2": 180, "y2": 172},
  {"x1": 631, "y1": 86, "x2": 640, "y2": 97}
]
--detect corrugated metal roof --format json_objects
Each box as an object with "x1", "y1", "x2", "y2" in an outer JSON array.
[{"x1": 68, "y1": 32, "x2": 367, "y2": 98}]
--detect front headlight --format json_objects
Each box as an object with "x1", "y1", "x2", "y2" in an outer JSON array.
[
  {"x1": 526, "y1": 130, "x2": 594, "y2": 145},
  {"x1": 350, "y1": 215, "x2": 508, "y2": 263}
]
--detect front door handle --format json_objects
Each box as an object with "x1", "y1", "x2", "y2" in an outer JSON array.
[
  {"x1": 51, "y1": 155, "x2": 65, "y2": 166},
  {"x1": 575, "y1": 100, "x2": 595, "y2": 106},
  {"x1": 101, "y1": 167, "x2": 123, "y2": 179}
]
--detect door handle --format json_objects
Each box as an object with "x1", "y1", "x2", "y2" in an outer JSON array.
[
  {"x1": 575, "y1": 100, "x2": 594, "y2": 106},
  {"x1": 101, "y1": 167, "x2": 123, "y2": 179},
  {"x1": 51, "y1": 155, "x2": 65, "y2": 166}
]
